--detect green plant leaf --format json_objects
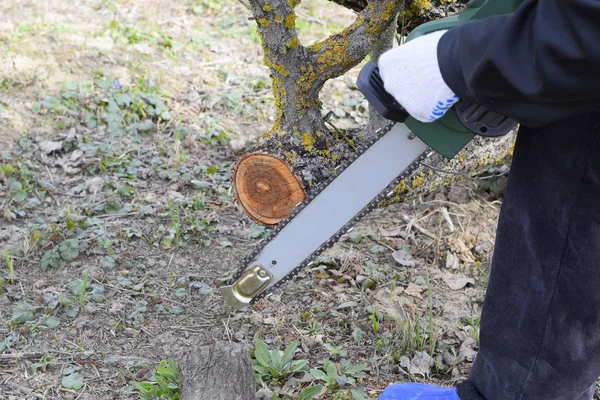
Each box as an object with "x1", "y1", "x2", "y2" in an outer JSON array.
[
  {"x1": 63, "y1": 305, "x2": 79, "y2": 318},
  {"x1": 348, "y1": 230, "x2": 362, "y2": 244},
  {"x1": 62, "y1": 372, "x2": 84, "y2": 390},
  {"x1": 299, "y1": 385, "x2": 323, "y2": 400},
  {"x1": 11, "y1": 303, "x2": 35, "y2": 324},
  {"x1": 41, "y1": 316, "x2": 61, "y2": 328},
  {"x1": 154, "y1": 373, "x2": 169, "y2": 390},
  {"x1": 217, "y1": 237, "x2": 232, "y2": 247},
  {"x1": 270, "y1": 348, "x2": 282, "y2": 371},
  {"x1": 282, "y1": 341, "x2": 297, "y2": 365},
  {"x1": 309, "y1": 368, "x2": 328, "y2": 382},
  {"x1": 266, "y1": 365, "x2": 280, "y2": 377},
  {"x1": 58, "y1": 239, "x2": 79, "y2": 261},
  {"x1": 248, "y1": 223, "x2": 268, "y2": 239},
  {"x1": 41, "y1": 250, "x2": 61, "y2": 272},
  {"x1": 99, "y1": 256, "x2": 116, "y2": 270},
  {"x1": 326, "y1": 362, "x2": 338, "y2": 379},
  {"x1": 350, "y1": 388, "x2": 370, "y2": 400},
  {"x1": 254, "y1": 338, "x2": 271, "y2": 368},
  {"x1": 70, "y1": 279, "x2": 85, "y2": 296},
  {"x1": 290, "y1": 359, "x2": 308, "y2": 373},
  {"x1": 344, "y1": 364, "x2": 367, "y2": 375},
  {"x1": 253, "y1": 365, "x2": 267, "y2": 375}
]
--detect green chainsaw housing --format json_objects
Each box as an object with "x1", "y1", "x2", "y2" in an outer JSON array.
[{"x1": 403, "y1": 0, "x2": 523, "y2": 159}]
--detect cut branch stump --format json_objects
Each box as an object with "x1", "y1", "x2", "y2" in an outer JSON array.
[{"x1": 180, "y1": 342, "x2": 256, "y2": 400}]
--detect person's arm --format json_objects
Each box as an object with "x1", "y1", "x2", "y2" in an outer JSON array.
[{"x1": 438, "y1": 0, "x2": 600, "y2": 127}]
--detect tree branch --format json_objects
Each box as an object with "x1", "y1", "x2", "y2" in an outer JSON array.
[{"x1": 307, "y1": 1, "x2": 401, "y2": 85}]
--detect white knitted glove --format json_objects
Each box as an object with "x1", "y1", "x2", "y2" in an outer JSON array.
[{"x1": 378, "y1": 30, "x2": 459, "y2": 123}]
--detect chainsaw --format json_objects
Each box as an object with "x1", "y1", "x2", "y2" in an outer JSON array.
[{"x1": 222, "y1": 0, "x2": 522, "y2": 310}]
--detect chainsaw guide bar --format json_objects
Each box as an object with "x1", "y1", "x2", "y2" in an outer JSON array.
[{"x1": 221, "y1": 121, "x2": 430, "y2": 309}]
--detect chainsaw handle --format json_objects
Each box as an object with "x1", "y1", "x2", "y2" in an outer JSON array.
[
  {"x1": 357, "y1": 61, "x2": 515, "y2": 138},
  {"x1": 356, "y1": 61, "x2": 409, "y2": 123},
  {"x1": 454, "y1": 99, "x2": 517, "y2": 137}
]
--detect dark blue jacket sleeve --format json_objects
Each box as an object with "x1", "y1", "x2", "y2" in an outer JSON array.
[{"x1": 437, "y1": 0, "x2": 600, "y2": 127}]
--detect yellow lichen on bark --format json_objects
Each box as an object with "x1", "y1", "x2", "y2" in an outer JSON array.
[
  {"x1": 285, "y1": 13, "x2": 296, "y2": 29},
  {"x1": 295, "y1": 63, "x2": 319, "y2": 112},
  {"x1": 286, "y1": 37, "x2": 299, "y2": 49},
  {"x1": 366, "y1": 1, "x2": 398, "y2": 37},
  {"x1": 403, "y1": 0, "x2": 431, "y2": 18},
  {"x1": 411, "y1": 172, "x2": 426, "y2": 188},
  {"x1": 316, "y1": 38, "x2": 350, "y2": 72},
  {"x1": 302, "y1": 132, "x2": 316, "y2": 152},
  {"x1": 264, "y1": 57, "x2": 290, "y2": 77}
]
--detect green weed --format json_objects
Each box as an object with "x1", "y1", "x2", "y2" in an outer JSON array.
[
  {"x1": 252, "y1": 338, "x2": 308, "y2": 385},
  {"x1": 4, "y1": 249, "x2": 14, "y2": 284},
  {"x1": 108, "y1": 21, "x2": 175, "y2": 56},
  {"x1": 308, "y1": 359, "x2": 368, "y2": 399},
  {"x1": 465, "y1": 315, "x2": 481, "y2": 346},
  {"x1": 79, "y1": 272, "x2": 88, "y2": 312},
  {"x1": 133, "y1": 358, "x2": 181, "y2": 399},
  {"x1": 298, "y1": 318, "x2": 323, "y2": 336},
  {"x1": 33, "y1": 75, "x2": 172, "y2": 137}
]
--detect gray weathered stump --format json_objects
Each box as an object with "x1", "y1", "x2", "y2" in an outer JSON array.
[{"x1": 180, "y1": 342, "x2": 256, "y2": 400}]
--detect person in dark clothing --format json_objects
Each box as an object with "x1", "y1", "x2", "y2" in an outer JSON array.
[{"x1": 376, "y1": 0, "x2": 600, "y2": 399}]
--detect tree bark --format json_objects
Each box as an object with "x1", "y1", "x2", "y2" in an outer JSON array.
[
  {"x1": 233, "y1": 0, "x2": 515, "y2": 226},
  {"x1": 179, "y1": 342, "x2": 256, "y2": 400},
  {"x1": 327, "y1": 0, "x2": 470, "y2": 35}
]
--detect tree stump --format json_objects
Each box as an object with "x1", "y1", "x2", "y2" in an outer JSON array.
[{"x1": 179, "y1": 342, "x2": 256, "y2": 400}]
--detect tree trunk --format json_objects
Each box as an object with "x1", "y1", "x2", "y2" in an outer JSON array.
[
  {"x1": 233, "y1": 0, "x2": 515, "y2": 226},
  {"x1": 179, "y1": 342, "x2": 256, "y2": 400},
  {"x1": 234, "y1": 0, "x2": 403, "y2": 225}
]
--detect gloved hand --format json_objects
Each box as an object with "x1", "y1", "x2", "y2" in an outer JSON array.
[{"x1": 378, "y1": 30, "x2": 459, "y2": 123}]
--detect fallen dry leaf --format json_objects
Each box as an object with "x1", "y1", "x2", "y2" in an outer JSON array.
[
  {"x1": 33, "y1": 279, "x2": 51, "y2": 289},
  {"x1": 443, "y1": 275, "x2": 475, "y2": 290},
  {"x1": 379, "y1": 226, "x2": 406, "y2": 238},
  {"x1": 392, "y1": 250, "x2": 416, "y2": 267},
  {"x1": 445, "y1": 236, "x2": 475, "y2": 262},
  {"x1": 372, "y1": 288, "x2": 406, "y2": 320},
  {"x1": 39, "y1": 140, "x2": 63, "y2": 154},
  {"x1": 445, "y1": 251, "x2": 460, "y2": 270},
  {"x1": 405, "y1": 283, "x2": 425, "y2": 299},
  {"x1": 409, "y1": 351, "x2": 431, "y2": 376}
]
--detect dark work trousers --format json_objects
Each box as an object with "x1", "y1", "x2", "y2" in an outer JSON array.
[{"x1": 456, "y1": 112, "x2": 600, "y2": 400}]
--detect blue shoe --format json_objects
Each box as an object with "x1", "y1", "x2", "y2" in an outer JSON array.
[{"x1": 379, "y1": 383, "x2": 460, "y2": 400}]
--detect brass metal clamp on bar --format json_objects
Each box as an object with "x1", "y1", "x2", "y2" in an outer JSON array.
[{"x1": 221, "y1": 265, "x2": 272, "y2": 309}]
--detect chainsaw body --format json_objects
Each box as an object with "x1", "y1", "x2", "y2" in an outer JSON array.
[{"x1": 358, "y1": 0, "x2": 523, "y2": 159}]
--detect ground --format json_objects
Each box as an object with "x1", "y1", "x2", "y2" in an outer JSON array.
[{"x1": 0, "y1": 1, "x2": 591, "y2": 400}]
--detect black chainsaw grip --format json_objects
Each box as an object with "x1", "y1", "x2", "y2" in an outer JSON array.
[
  {"x1": 356, "y1": 61, "x2": 410, "y2": 123},
  {"x1": 454, "y1": 100, "x2": 517, "y2": 137},
  {"x1": 357, "y1": 62, "x2": 517, "y2": 137}
]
